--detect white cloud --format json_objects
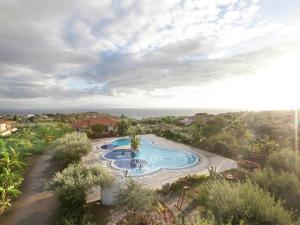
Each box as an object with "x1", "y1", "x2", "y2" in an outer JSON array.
[{"x1": 0, "y1": 0, "x2": 299, "y2": 109}]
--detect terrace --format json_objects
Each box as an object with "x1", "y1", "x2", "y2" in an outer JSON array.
[{"x1": 82, "y1": 134, "x2": 237, "y2": 189}]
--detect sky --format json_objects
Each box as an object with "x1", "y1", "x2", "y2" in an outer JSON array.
[{"x1": 0, "y1": 0, "x2": 300, "y2": 110}]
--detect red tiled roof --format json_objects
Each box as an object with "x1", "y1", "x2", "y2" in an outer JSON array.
[{"x1": 71, "y1": 117, "x2": 118, "y2": 129}]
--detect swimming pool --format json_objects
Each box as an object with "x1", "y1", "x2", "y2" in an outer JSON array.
[{"x1": 102, "y1": 136, "x2": 198, "y2": 176}]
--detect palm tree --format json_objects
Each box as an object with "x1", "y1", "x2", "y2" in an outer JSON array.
[{"x1": 131, "y1": 134, "x2": 140, "y2": 151}]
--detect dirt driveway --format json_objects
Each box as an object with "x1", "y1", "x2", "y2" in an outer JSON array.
[{"x1": 0, "y1": 150, "x2": 61, "y2": 225}]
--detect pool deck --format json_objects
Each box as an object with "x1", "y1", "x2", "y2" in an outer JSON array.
[{"x1": 82, "y1": 134, "x2": 237, "y2": 189}]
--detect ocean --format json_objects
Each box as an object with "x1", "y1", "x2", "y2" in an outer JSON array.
[{"x1": 0, "y1": 108, "x2": 243, "y2": 119}]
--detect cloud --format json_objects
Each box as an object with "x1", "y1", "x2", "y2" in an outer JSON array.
[{"x1": 0, "y1": 0, "x2": 299, "y2": 108}]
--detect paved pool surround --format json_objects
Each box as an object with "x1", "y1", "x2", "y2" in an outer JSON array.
[
  {"x1": 82, "y1": 134, "x2": 237, "y2": 189},
  {"x1": 102, "y1": 136, "x2": 199, "y2": 176}
]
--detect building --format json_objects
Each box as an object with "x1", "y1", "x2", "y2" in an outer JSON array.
[
  {"x1": 179, "y1": 117, "x2": 195, "y2": 126},
  {"x1": 71, "y1": 117, "x2": 118, "y2": 132},
  {"x1": 0, "y1": 119, "x2": 17, "y2": 136}
]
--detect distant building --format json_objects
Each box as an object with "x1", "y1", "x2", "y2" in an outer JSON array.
[
  {"x1": 71, "y1": 117, "x2": 118, "y2": 132},
  {"x1": 179, "y1": 117, "x2": 195, "y2": 126},
  {"x1": 179, "y1": 113, "x2": 213, "y2": 126},
  {"x1": 0, "y1": 119, "x2": 17, "y2": 136}
]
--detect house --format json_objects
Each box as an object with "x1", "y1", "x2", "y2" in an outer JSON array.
[
  {"x1": 179, "y1": 117, "x2": 195, "y2": 126},
  {"x1": 71, "y1": 117, "x2": 118, "y2": 132},
  {"x1": 0, "y1": 119, "x2": 17, "y2": 136},
  {"x1": 179, "y1": 113, "x2": 213, "y2": 126}
]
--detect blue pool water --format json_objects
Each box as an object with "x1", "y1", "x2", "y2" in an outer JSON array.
[{"x1": 102, "y1": 137, "x2": 198, "y2": 176}]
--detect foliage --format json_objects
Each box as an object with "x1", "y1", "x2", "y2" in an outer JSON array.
[
  {"x1": 3, "y1": 123, "x2": 72, "y2": 155},
  {"x1": 267, "y1": 148, "x2": 300, "y2": 177},
  {"x1": 117, "y1": 119, "x2": 131, "y2": 136},
  {"x1": 250, "y1": 167, "x2": 300, "y2": 211},
  {"x1": 151, "y1": 110, "x2": 296, "y2": 162},
  {"x1": 47, "y1": 164, "x2": 115, "y2": 209},
  {"x1": 130, "y1": 134, "x2": 140, "y2": 150},
  {"x1": 205, "y1": 179, "x2": 297, "y2": 225},
  {"x1": 173, "y1": 212, "x2": 243, "y2": 225},
  {"x1": 0, "y1": 122, "x2": 71, "y2": 214},
  {"x1": 251, "y1": 135, "x2": 279, "y2": 157},
  {"x1": 54, "y1": 208, "x2": 95, "y2": 225},
  {"x1": 53, "y1": 132, "x2": 92, "y2": 166},
  {"x1": 115, "y1": 179, "x2": 158, "y2": 215},
  {"x1": 0, "y1": 147, "x2": 24, "y2": 214},
  {"x1": 87, "y1": 124, "x2": 107, "y2": 139}
]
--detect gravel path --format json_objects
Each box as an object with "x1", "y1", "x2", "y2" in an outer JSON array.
[{"x1": 0, "y1": 150, "x2": 61, "y2": 225}]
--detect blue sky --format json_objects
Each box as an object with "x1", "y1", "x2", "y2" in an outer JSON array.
[{"x1": 0, "y1": 0, "x2": 299, "y2": 109}]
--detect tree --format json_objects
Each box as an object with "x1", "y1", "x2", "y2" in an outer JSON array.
[
  {"x1": 88, "y1": 124, "x2": 107, "y2": 138},
  {"x1": 251, "y1": 135, "x2": 279, "y2": 158},
  {"x1": 130, "y1": 134, "x2": 140, "y2": 151},
  {"x1": 47, "y1": 164, "x2": 115, "y2": 209},
  {"x1": 53, "y1": 132, "x2": 92, "y2": 166},
  {"x1": 117, "y1": 119, "x2": 130, "y2": 136},
  {"x1": 13, "y1": 115, "x2": 18, "y2": 121}
]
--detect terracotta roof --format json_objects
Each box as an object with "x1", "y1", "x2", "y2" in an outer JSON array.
[{"x1": 71, "y1": 117, "x2": 118, "y2": 129}]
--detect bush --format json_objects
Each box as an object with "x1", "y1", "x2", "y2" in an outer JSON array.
[
  {"x1": 250, "y1": 167, "x2": 300, "y2": 211},
  {"x1": 205, "y1": 180, "x2": 297, "y2": 225},
  {"x1": 47, "y1": 164, "x2": 115, "y2": 209},
  {"x1": 0, "y1": 148, "x2": 24, "y2": 214},
  {"x1": 267, "y1": 149, "x2": 300, "y2": 176},
  {"x1": 87, "y1": 124, "x2": 107, "y2": 139},
  {"x1": 53, "y1": 132, "x2": 92, "y2": 166},
  {"x1": 115, "y1": 179, "x2": 158, "y2": 215},
  {"x1": 55, "y1": 209, "x2": 95, "y2": 225},
  {"x1": 213, "y1": 141, "x2": 232, "y2": 157},
  {"x1": 250, "y1": 135, "x2": 280, "y2": 163},
  {"x1": 173, "y1": 213, "x2": 245, "y2": 225},
  {"x1": 0, "y1": 123, "x2": 71, "y2": 214},
  {"x1": 117, "y1": 119, "x2": 130, "y2": 136}
]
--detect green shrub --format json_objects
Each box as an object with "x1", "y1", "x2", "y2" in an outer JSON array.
[
  {"x1": 0, "y1": 123, "x2": 71, "y2": 214},
  {"x1": 117, "y1": 119, "x2": 130, "y2": 136},
  {"x1": 55, "y1": 209, "x2": 95, "y2": 225},
  {"x1": 0, "y1": 148, "x2": 24, "y2": 214},
  {"x1": 205, "y1": 180, "x2": 297, "y2": 225},
  {"x1": 53, "y1": 132, "x2": 92, "y2": 166},
  {"x1": 173, "y1": 213, "x2": 244, "y2": 225},
  {"x1": 87, "y1": 124, "x2": 107, "y2": 139},
  {"x1": 250, "y1": 167, "x2": 300, "y2": 211},
  {"x1": 47, "y1": 164, "x2": 114, "y2": 209},
  {"x1": 267, "y1": 149, "x2": 300, "y2": 176},
  {"x1": 115, "y1": 179, "x2": 158, "y2": 215}
]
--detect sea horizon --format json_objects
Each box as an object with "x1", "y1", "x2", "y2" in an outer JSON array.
[{"x1": 0, "y1": 107, "x2": 248, "y2": 119}]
